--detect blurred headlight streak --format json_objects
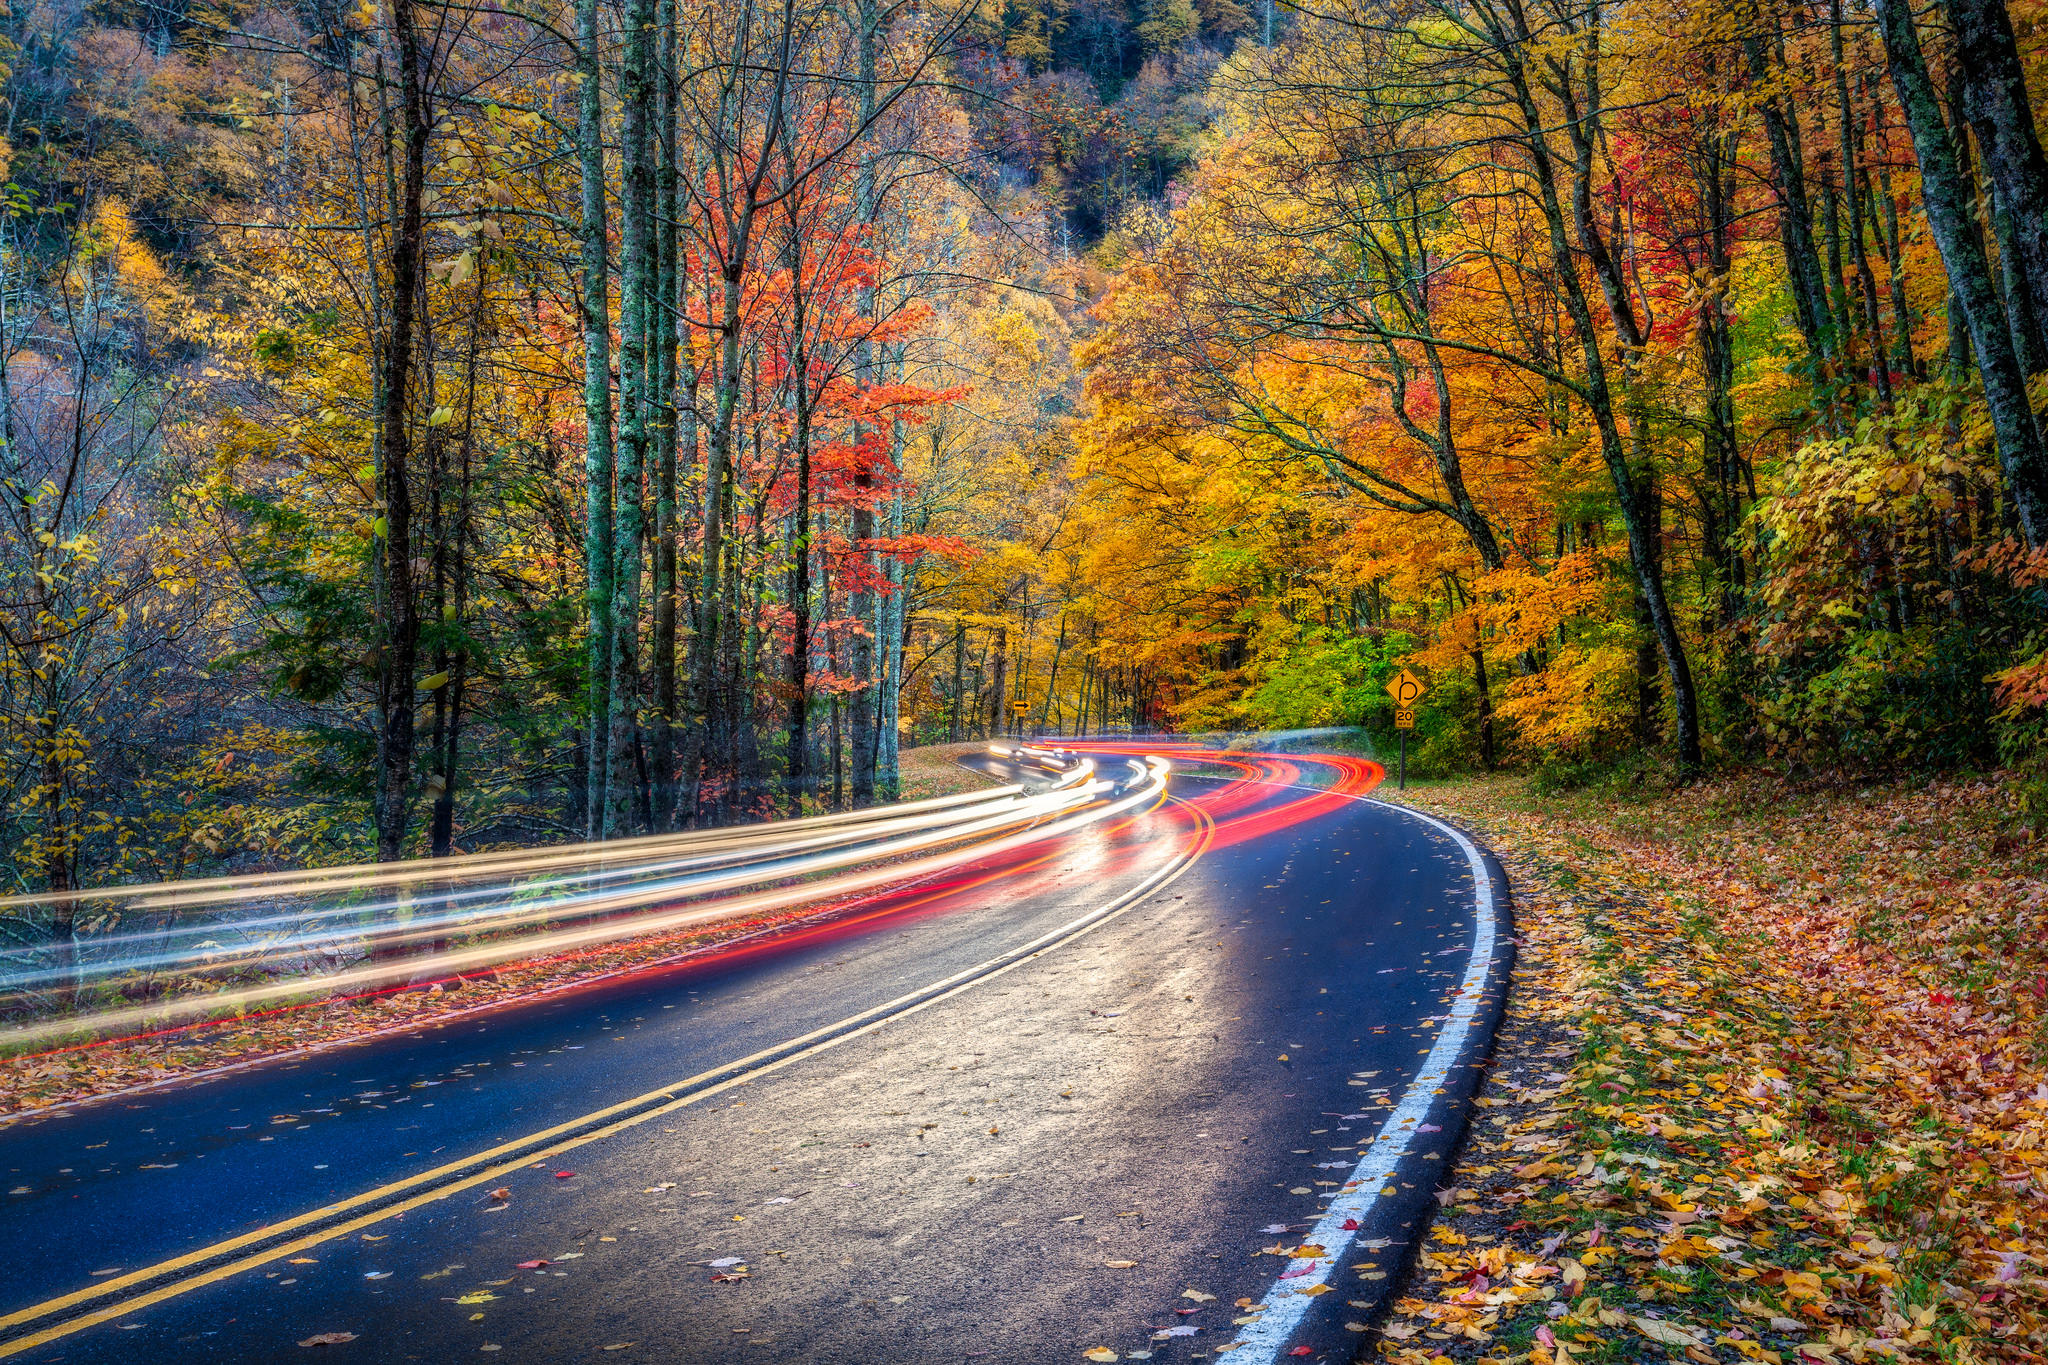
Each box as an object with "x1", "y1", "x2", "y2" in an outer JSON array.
[{"x1": 0, "y1": 753, "x2": 1162, "y2": 1053}]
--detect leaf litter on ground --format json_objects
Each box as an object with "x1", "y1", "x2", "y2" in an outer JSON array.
[{"x1": 1369, "y1": 772, "x2": 2048, "y2": 1365}]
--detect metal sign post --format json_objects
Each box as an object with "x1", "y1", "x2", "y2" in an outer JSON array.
[{"x1": 1385, "y1": 670, "x2": 1426, "y2": 794}]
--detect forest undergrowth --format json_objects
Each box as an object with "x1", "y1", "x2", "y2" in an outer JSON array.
[{"x1": 1378, "y1": 773, "x2": 2048, "y2": 1363}]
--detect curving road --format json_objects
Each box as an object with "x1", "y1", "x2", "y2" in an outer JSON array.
[{"x1": 0, "y1": 747, "x2": 1509, "y2": 1364}]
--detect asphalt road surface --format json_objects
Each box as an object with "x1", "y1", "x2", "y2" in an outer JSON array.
[{"x1": 0, "y1": 745, "x2": 1510, "y2": 1364}]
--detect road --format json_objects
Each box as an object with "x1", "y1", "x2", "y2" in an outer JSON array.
[{"x1": 0, "y1": 746, "x2": 1509, "y2": 1364}]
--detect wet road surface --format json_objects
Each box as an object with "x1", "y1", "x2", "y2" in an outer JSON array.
[{"x1": 0, "y1": 747, "x2": 1509, "y2": 1364}]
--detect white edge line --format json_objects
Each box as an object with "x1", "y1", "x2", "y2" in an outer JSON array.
[{"x1": 1221, "y1": 797, "x2": 1500, "y2": 1362}]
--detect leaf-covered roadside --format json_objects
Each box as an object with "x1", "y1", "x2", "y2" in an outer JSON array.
[{"x1": 1373, "y1": 774, "x2": 2048, "y2": 1365}]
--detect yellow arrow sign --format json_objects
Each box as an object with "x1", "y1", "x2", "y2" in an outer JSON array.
[{"x1": 1385, "y1": 669, "x2": 1427, "y2": 708}]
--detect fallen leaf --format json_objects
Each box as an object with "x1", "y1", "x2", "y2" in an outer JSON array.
[
  {"x1": 1104, "y1": 1260, "x2": 1139, "y2": 1268},
  {"x1": 1084, "y1": 1350, "x2": 1119, "y2": 1363},
  {"x1": 1182, "y1": 1289, "x2": 1216, "y2": 1303},
  {"x1": 1634, "y1": 1317, "x2": 1705, "y2": 1348},
  {"x1": 298, "y1": 1333, "x2": 358, "y2": 1347}
]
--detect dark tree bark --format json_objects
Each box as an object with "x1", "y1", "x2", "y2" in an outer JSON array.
[
  {"x1": 1832, "y1": 0, "x2": 1894, "y2": 405},
  {"x1": 650, "y1": 0, "x2": 680, "y2": 830},
  {"x1": 1696, "y1": 126, "x2": 1745, "y2": 625},
  {"x1": 949, "y1": 623, "x2": 965, "y2": 741},
  {"x1": 779, "y1": 171, "x2": 815, "y2": 816},
  {"x1": 430, "y1": 254, "x2": 485, "y2": 860},
  {"x1": 988, "y1": 625, "x2": 1008, "y2": 740},
  {"x1": 786, "y1": 401, "x2": 813, "y2": 816},
  {"x1": 1747, "y1": 36, "x2": 1840, "y2": 367},
  {"x1": 1949, "y1": 0, "x2": 2048, "y2": 374},
  {"x1": 1867, "y1": 83, "x2": 1919, "y2": 377},
  {"x1": 374, "y1": 0, "x2": 429, "y2": 863},
  {"x1": 605, "y1": 0, "x2": 658, "y2": 837},
  {"x1": 845, "y1": 0, "x2": 883, "y2": 807},
  {"x1": 576, "y1": 0, "x2": 614, "y2": 838},
  {"x1": 1875, "y1": 0, "x2": 2048, "y2": 547}
]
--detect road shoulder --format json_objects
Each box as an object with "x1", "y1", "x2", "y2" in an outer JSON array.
[{"x1": 1370, "y1": 774, "x2": 2041, "y2": 1365}]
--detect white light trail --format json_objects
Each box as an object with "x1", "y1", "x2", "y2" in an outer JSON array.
[{"x1": 0, "y1": 757, "x2": 1168, "y2": 1053}]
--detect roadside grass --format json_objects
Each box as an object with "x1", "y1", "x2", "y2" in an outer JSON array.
[{"x1": 1367, "y1": 772, "x2": 2047, "y2": 1365}]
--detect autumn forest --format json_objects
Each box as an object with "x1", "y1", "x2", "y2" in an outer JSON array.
[{"x1": 6, "y1": 0, "x2": 2048, "y2": 896}]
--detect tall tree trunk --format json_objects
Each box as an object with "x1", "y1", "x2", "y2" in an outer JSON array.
[
  {"x1": 780, "y1": 150, "x2": 815, "y2": 817},
  {"x1": 1876, "y1": 0, "x2": 2048, "y2": 547},
  {"x1": 606, "y1": 0, "x2": 657, "y2": 837},
  {"x1": 375, "y1": 0, "x2": 429, "y2": 862},
  {"x1": 1748, "y1": 36, "x2": 1839, "y2": 367},
  {"x1": 673, "y1": 253, "x2": 703, "y2": 820},
  {"x1": 1833, "y1": 0, "x2": 1894, "y2": 405},
  {"x1": 1950, "y1": 0, "x2": 2048, "y2": 374},
  {"x1": 688, "y1": 230, "x2": 757, "y2": 820},
  {"x1": 650, "y1": 0, "x2": 680, "y2": 830},
  {"x1": 1870, "y1": 86, "x2": 1919, "y2": 376},
  {"x1": 848, "y1": 483, "x2": 876, "y2": 803},
  {"x1": 1698, "y1": 128, "x2": 1744, "y2": 626},
  {"x1": 949, "y1": 621, "x2": 965, "y2": 741},
  {"x1": 431, "y1": 256, "x2": 484, "y2": 861},
  {"x1": 1472, "y1": 641, "x2": 1494, "y2": 770},
  {"x1": 988, "y1": 625, "x2": 1008, "y2": 740},
  {"x1": 577, "y1": 0, "x2": 614, "y2": 837},
  {"x1": 878, "y1": 456, "x2": 908, "y2": 797},
  {"x1": 1037, "y1": 609, "x2": 1067, "y2": 737},
  {"x1": 847, "y1": 0, "x2": 883, "y2": 806},
  {"x1": 786, "y1": 398, "x2": 813, "y2": 815}
]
